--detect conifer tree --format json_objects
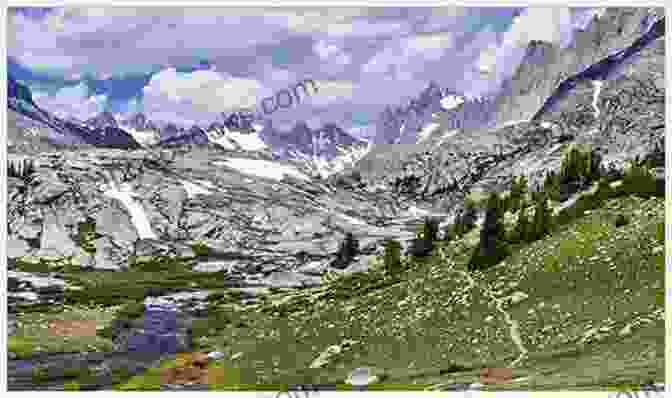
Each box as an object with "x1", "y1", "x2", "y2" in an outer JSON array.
[
  {"x1": 468, "y1": 192, "x2": 508, "y2": 271},
  {"x1": 383, "y1": 239, "x2": 402, "y2": 276}
]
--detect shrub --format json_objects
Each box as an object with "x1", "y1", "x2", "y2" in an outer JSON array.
[
  {"x1": 529, "y1": 192, "x2": 553, "y2": 241},
  {"x1": 450, "y1": 198, "x2": 478, "y2": 239},
  {"x1": 331, "y1": 232, "x2": 359, "y2": 269},
  {"x1": 97, "y1": 301, "x2": 146, "y2": 340},
  {"x1": 543, "y1": 170, "x2": 561, "y2": 202},
  {"x1": 623, "y1": 161, "x2": 660, "y2": 198},
  {"x1": 63, "y1": 381, "x2": 80, "y2": 391},
  {"x1": 655, "y1": 222, "x2": 665, "y2": 244},
  {"x1": 130, "y1": 255, "x2": 193, "y2": 273},
  {"x1": 410, "y1": 217, "x2": 439, "y2": 258},
  {"x1": 511, "y1": 205, "x2": 531, "y2": 244},
  {"x1": 614, "y1": 214, "x2": 629, "y2": 228},
  {"x1": 191, "y1": 241, "x2": 211, "y2": 257},
  {"x1": 382, "y1": 239, "x2": 402, "y2": 276},
  {"x1": 78, "y1": 220, "x2": 97, "y2": 254},
  {"x1": 508, "y1": 175, "x2": 528, "y2": 211}
]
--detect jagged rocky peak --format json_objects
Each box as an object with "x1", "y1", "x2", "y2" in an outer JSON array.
[
  {"x1": 7, "y1": 77, "x2": 35, "y2": 105},
  {"x1": 87, "y1": 111, "x2": 118, "y2": 130},
  {"x1": 524, "y1": 40, "x2": 556, "y2": 65},
  {"x1": 161, "y1": 122, "x2": 181, "y2": 139},
  {"x1": 123, "y1": 112, "x2": 157, "y2": 131},
  {"x1": 222, "y1": 111, "x2": 255, "y2": 131}
]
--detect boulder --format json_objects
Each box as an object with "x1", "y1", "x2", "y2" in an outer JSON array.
[
  {"x1": 32, "y1": 180, "x2": 70, "y2": 204},
  {"x1": 94, "y1": 203, "x2": 139, "y2": 245},
  {"x1": 94, "y1": 236, "x2": 132, "y2": 271},
  {"x1": 6, "y1": 238, "x2": 31, "y2": 259},
  {"x1": 37, "y1": 208, "x2": 80, "y2": 257}
]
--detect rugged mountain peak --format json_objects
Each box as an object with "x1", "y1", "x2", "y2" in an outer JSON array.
[
  {"x1": 87, "y1": 111, "x2": 118, "y2": 130},
  {"x1": 8, "y1": 77, "x2": 36, "y2": 107},
  {"x1": 123, "y1": 112, "x2": 152, "y2": 130}
]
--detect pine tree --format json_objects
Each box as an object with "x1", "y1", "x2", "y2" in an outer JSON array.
[
  {"x1": 509, "y1": 176, "x2": 523, "y2": 212},
  {"x1": 468, "y1": 192, "x2": 509, "y2": 271},
  {"x1": 344, "y1": 232, "x2": 359, "y2": 260},
  {"x1": 383, "y1": 239, "x2": 402, "y2": 276},
  {"x1": 513, "y1": 205, "x2": 530, "y2": 243},
  {"x1": 410, "y1": 217, "x2": 437, "y2": 257},
  {"x1": 531, "y1": 192, "x2": 553, "y2": 240},
  {"x1": 332, "y1": 232, "x2": 359, "y2": 268}
]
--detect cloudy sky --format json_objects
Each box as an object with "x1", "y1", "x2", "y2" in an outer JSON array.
[{"x1": 8, "y1": 6, "x2": 604, "y2": 133}]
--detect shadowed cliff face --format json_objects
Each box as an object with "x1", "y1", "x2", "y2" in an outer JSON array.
[{"x1": 494, "y1": 7, "x2": 663, "y2": 125}]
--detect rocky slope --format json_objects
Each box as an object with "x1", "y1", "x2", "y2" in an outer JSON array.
[{"x1": 354, "y1": 8, "x2": 665, "y2": 216}]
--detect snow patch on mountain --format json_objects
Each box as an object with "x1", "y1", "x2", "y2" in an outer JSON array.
[
  {"x1": 181, "y1": 181, "x2": 213, "y2": 199},
  {"x1": 217, "y1": 158, "x2": 311, "y2": 181},
  {"x1": 435, "y1": 129, "x2": 459, "y2": 147},
  {"x1": 418, "y1": 122, "x2": 440, "y2": 143},
  {"x1": 441, "y1": 95, "x2": 465, "y2": 111},
  {"x1": 120, "y1": 126, "x2": 160, "y2": 148},
  {"x1": 101, "y1": 182, "x2": 158, "y2": 240},
  {"x1": 499, "y1": 119, "x2": 531, "y2": 129},
  {"x1": 228, "y1": 130, "x2": 268, "y2": 151},
  {"x1": 309, "y1": 141, "x2": 374, "y2": 179},
  {"x1": 591, "y1": 80, "x2": 605, "y2": 119}
]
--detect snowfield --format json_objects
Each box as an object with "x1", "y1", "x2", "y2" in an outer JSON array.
[
  {"x1": 418, "y1": 123, "x2": 440, "y2": 143},
  {"x1": 120, "y1": 126, "x2": 160, "y2": 148},
  {"x1": 206, "y1": 125, "x2": 268, "y2": 151},
  {"x1": 217, "y1": 158, "x2": 311, "y2": 181},
  {"x1": 181, "y1": 180, "x2": 213, "y2": 198}
]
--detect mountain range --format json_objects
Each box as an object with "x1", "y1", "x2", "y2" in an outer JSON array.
[{"x1": 5, "y1": 7, "x2": 665, "y2": 391}]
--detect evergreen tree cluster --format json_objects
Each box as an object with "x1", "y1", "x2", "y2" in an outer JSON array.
[
  {"x1": 8, "y1": 157, "x2": 36, "y2": 181},
  {"x1": 544, "y1": 145, "x2": 602, "y2": 201},
  {"x1": 409, "y1": 217, "x2": 440, "y2": 258},
  {"x1": 507, "y1": 175, "x2": 528, "y2": 212},
  {"x1": 623, "y1": 158, "x2": 661, "y2": 197},
  {"x1": 444, "y1": 198, "x2": 478, "y2": 242}
]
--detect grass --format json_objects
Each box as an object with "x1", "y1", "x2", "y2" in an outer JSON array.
[
  {"x1": 149, "y1": 192, "x2": 662, "y2": 389},
  {"x1": 9, "y1": 304, "x2": 119, "y2": 358}
]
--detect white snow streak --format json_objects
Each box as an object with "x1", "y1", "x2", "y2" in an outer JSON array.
[
  {"x1": 102, "y1": 182, "x2": 158, "y2": 240},
  {"x1": 181, "y1": 180, "x2": 213, "y2": 198},
  {"x1": 591, "y1": 80, "x2": 604, "y2": 119},
  {"x1": 219, "y1": 158, "x2": 311, "y2": 181},
  {"x1": 228, "y1": 130, "x2": 267, "y2": 151},
  {"x1": 435, "y1": 129, "x2": 459, "y2": 147},
  {"x1": 417, "y1": 122, "x2": 440, "y2": 143},
  {"x1": 206, "y1": 125, "x2": 267, "y2": 151},
  {"x1": 441, "y1": 95, "x2": 465, "y2": 110}
]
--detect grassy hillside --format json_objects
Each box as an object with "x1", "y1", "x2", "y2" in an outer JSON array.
[{"x1": 110, "y1": 184, "x2": 664, "y2": 390}]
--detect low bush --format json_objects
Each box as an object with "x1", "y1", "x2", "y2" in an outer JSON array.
[{"x1": 614, "y1": 214, "x2": 629, "y2": 228}]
